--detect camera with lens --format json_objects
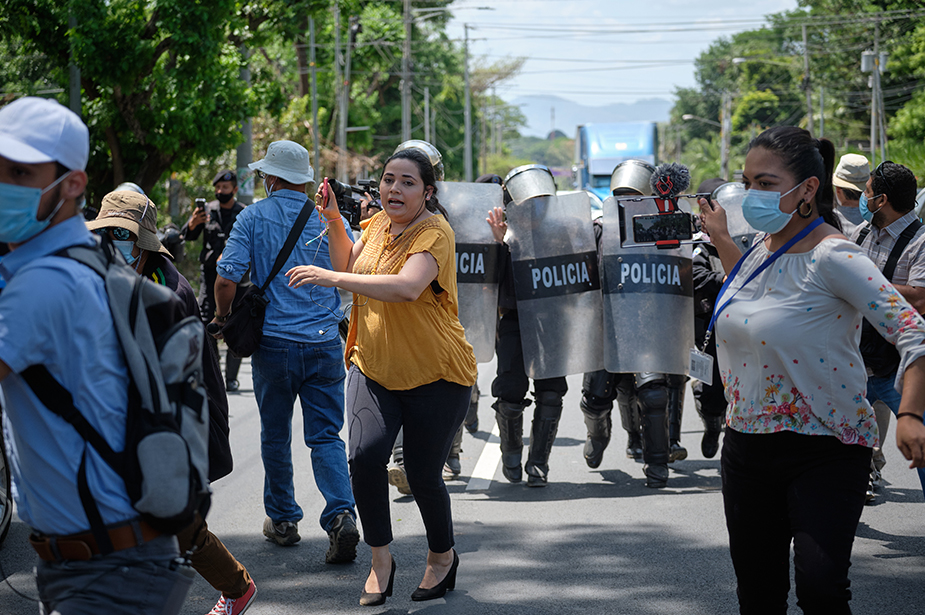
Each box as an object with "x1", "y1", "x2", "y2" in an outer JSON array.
[{"x1": 326, "y1": 178, "x2": 380, "y2": 229}]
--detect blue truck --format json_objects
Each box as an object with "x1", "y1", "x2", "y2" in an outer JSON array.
[{"x1": 573, "y1": 122, "x2": 659, "y2": 205}]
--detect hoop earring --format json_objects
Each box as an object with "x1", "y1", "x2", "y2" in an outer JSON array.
[{"x1": 797, "y1": 199, "x2": 813, "y2": 219}]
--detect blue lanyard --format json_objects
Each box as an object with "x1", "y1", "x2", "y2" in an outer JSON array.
[{"x1": 703, "y1": 217, "x2": 824, "y2": 349}]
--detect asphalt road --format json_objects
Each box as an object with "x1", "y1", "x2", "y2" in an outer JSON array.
[{"x1": 1, "y1": 354, "x2": 923, "y2": 615}]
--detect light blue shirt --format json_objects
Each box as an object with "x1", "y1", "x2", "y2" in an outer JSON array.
[
  {"x1": 217, "y1": 189, "x2": 349, "y2": 344},
  {"x1": 0, "y1": 216, "x2": 137, "y2": 535}
]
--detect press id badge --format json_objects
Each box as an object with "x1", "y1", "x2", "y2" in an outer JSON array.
[{"x1": 689, "y1": 348, "x2": 713, "y2": 386}]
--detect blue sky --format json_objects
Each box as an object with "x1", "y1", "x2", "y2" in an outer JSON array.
[{"x1": 445, "y1": 0, "x2": 801, "y2": 107}]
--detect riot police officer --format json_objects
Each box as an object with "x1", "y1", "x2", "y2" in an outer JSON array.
[
  {"x1": 488, "y1": 165, "x2": 572, "y2": 487},
  {"x1": 579, "y1": 160, "x2": 691, "y2": 488}
]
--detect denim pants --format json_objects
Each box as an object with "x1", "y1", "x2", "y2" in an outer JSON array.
[
  {"x1": 346, "y1": 364, "x2": 470, "y2": 552},
  {"x1": 722, "y1": 429, "x2": 871, "y2": 615},
  {"x1": 251, "y1": 335, "x2": 355, "y2": 531},
  {"x1": 866, "y1": 371, "x2": 925, "y2": 495},
  {"x1": 37, "y1": 535, "x2": 192, "y2": 615}
]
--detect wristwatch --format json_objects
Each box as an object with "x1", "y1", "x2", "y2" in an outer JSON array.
[{"x1": 214, "y1": 312, "x2": 229, "y2": 323}]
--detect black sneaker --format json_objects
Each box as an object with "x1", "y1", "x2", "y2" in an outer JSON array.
[
  {"x1": 226, "y1": 379, "x2": 240, "y2": 393},
  {"x1": 263, "y1": 517, "x2": 300, "y2": 546},
  {"x1": 325, "y1": 511, "x2": 359, "y2": 564}
]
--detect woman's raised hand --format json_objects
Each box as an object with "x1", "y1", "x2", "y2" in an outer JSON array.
[
  {"x1": 699, "y1": 196, "x2": 729, "y2": 240},
  {"x1": 314, "y1": 178, "x2": 342, "y2": 222}
]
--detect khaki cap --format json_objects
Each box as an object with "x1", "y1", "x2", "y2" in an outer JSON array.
[
  {"x1": 86, "y1": 190, "x2": 172, "y2": 258},
  {"x1": 833, "y1": 154, "x2": 870, "y2": 193}
]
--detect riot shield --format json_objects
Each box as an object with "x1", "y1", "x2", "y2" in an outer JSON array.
[
  {"x1": 506, "y1": 192, "x2": 604, "y2": 379},
  {"x1": 712, "y1": 182, "x2": 758, "y2": 253},
  {"x1": 600, "y1": 195, "x2": 693, "y2": 376},
  {"x1": 438, "y1": 181, "x2": 504, "y2": 363}
]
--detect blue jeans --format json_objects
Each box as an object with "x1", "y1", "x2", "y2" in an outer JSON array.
[
  {"x1": 866, "y1": 371, "x2": 925, "y2": 495},
  {"x1": 252, "y1": 335, "x2": 355, "y2": 531}
]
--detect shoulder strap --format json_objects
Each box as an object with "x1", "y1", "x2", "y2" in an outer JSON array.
[
  {"x1": 882, "y1": 219, "x2": 923, "y2": 281},
  {"x1": 855, "y1": 223, "x2": 872, "y2": 246},
  {"x1": 259, "y1": 197, "x2": 314, "y2": 293}
]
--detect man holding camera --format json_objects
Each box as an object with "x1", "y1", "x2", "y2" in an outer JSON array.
[
  {"x1": 181, "y1": 169, "x2": 247, "y2": 391},
  {"x1": 212, "y1": 140, "x2": 359, "y2": 564}
]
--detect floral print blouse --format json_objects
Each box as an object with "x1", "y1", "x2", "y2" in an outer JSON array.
[{"x1": 716, "y1": 238, "x2": 925, "y2": 448}]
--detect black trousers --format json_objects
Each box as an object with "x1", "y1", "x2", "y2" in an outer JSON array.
[
  {"x1": 346, "y1": 364, "x2": 470, "y2": 552},
  {"x1": 491, "y1": 309, "x2": 567, "y2": 403},
  {"x1": 722, "y1": 428, "x2": 872, "y2": 615}
]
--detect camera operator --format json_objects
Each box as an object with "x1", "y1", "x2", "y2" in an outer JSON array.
[{"x1": 181, "y1": 169, "x2": 248, "y2": 392}]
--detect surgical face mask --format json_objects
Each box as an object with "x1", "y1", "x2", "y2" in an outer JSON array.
[
  {"x1": 0, "y1": 172, "x2": 71, "y2": 243},
  {"x1": 113, "y1": 239, "x2": 138, "y2": 265},
  {"x1": 215, "y1": 192, "x2": 234, "y2": 204},
  {"x1": 741, "y1": 179, "x2": 806, "y2": 234},
  {"x1": 859, "y1": 192, "x2": 883, "y2": 223},
  {"x1": 263, "y1": 177, "x2": 276, "y2": 196}
]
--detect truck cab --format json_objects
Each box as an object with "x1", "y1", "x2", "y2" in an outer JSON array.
[{"x1": 573, "y1": 122, "x2": 658, "y2": 202}]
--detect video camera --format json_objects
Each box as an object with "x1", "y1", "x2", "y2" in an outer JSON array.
[{"x1": 326, "y1": 178, "x2": 381, "y2": 229}]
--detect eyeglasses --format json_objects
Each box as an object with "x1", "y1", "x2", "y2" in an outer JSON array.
[
  {"x1": 256, "y1": 170, "x2": 266, "y2": 179},
  {"x1": 95, "y1": 227, "x2": 133, "y2": 241},
  {"x1": 875, "y1": 160, "x2": 894, "y2": 194}
]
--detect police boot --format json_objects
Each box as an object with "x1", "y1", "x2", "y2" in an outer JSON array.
[
  {"x1": 494, "y1": 400, "x2": 525, "y2": 483},
  {"x1": 701, "y1": 415, "x2": 724, "y2": 459},
  {"x1": 525, "y1": 392, "x2": 563, "y2": 487},
  {"x1": 617, "y1": 399, "x2": 643, "y2": 461},
  {"x1": 637, "y1": 381, "x2": 670, "y2": 488},
  {"x1": 667, "y1": 378, "x2": 688, "y2": 463},
  {"x1": 464, "y1": 383, "x2": 480, "y2": 433},
  {"x1": 580, "y1": 397, "x2": 612, "y2": 469}
]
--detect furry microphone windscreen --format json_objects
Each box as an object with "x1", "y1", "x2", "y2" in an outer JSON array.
[{"x1": 650, "y1": 163, "x2": 691, "y2": 198}]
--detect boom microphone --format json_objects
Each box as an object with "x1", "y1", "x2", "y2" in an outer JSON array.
[{"x1": 650, "y1": 163, "x2": 691, "y2": 198}]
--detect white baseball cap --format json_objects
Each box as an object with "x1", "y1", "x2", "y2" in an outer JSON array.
[
  {"x1": 249, "y1": 140, "x2": 314, "y2": 185},
  {"x1": 0, "y1": 97, "x2": 89, "y2": 171}
]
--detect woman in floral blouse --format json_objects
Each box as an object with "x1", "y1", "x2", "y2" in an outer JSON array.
[{"x1": 700, "y1": 126, "x2": 925, "y2": 614}]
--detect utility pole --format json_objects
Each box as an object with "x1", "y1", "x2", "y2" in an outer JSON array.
[
  {"x1": 333, "y1": 5, "x2": 343, "y2": 181},
  {"x1": 802, "y1": 24, "x2": 814, "y2": 135},
  {"x1": 339, "y1": 16, "x2": 358, "y2": 183},
  {"x1": 463, "y1": 24, "x2": 473, "y2": 181},
  {"x1": 401, "y1": 0, "x2": 412, "y2": 142},
  {"x1": 720, "y1": 91, "x2": 732, "y2": 181},
  {"x1": 424, "y1": 86, "x2": 431, "y2": 143},
  {"x1": 819, "y1": 87, "x2": 824, "y2": 139},
  {"x1": 863, "y1": 24, "x2": 881, "y2": 167},
  {"x1": 236, "y1": 46, "x2": 253, "y2": 205},
  {"x1": 310, "y1": 17, "x2": 319, "y2": 182},
  {"x1": 68, "y1": 14, "x2": 80, "y2": 117}
]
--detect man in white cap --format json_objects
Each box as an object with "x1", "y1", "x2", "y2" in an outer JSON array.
[
  {"x1": 832, "y1": 153, "x2": 870, "y2": 236},
  {"x1": 212, "y1": 140, "x2": 360, "y2": 563},
  {"x1": 0, "y1": 97, "x2": 192, "y2": 613}
]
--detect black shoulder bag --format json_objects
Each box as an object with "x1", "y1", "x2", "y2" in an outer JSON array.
[
  {"x1": 856, "y1": 219, "x2": 923, "y2": 377},
  {"x1": 221, "y1": 198, "x2": 313, "y2": 357}
]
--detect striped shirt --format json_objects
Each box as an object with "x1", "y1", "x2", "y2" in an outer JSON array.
[{"x1": 851, "y1": 211, "x2": 925, "y2": 287}]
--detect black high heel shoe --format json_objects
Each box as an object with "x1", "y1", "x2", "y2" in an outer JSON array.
[
  {"x1": 411, "y1": 550, "x2": 458, "y2": 602},
  {"x1": 360, "y1": 557, "x2": 396, "y2": 607}
]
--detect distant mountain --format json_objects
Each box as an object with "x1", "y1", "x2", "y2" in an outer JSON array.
[{"x1": 511, "y1": 95, "x2": 673, "y2": 138}]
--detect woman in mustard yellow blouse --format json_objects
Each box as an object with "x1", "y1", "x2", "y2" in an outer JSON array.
[{"x1": 287, "y1": 148, "x2": 477, "y2": 607}]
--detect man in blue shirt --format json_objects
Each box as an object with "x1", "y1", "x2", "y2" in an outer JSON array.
[
  {"x1": 212, "y1": 140, "x2": 359, "y2": 563},
  {"x1": 0, "y1": 97, "x2": 191, "y2": 614}
]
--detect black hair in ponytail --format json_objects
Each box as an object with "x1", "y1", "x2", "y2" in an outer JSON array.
[{"x1": 749, "y1": 126, "x2": 840, "y2": 232}]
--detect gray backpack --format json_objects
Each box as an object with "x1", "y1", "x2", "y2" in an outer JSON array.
[{"x1": 22, "y1": 239, "x2": 210, "y2": 549}]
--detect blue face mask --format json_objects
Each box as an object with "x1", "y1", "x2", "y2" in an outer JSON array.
[
  {"x1": 858, "y1": 192, "x2": 883, "y2": 223},
  {"x1": 741, "y1": 179, "x2": 806, "y2": 234},
  {"x1": 0, "y1": 172, "x2": 71, "y2": 243},
  {"x1": 112, "y1": 239, "x2": 138, "y2": 265}
]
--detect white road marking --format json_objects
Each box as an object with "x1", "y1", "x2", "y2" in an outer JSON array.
[{"x1": 466, "y1": 421, "x2": 502, "y2": 491}]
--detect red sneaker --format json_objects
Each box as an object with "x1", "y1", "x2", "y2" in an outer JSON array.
[{"x1": 207, "y1": 579, "x2": 257, "y2": 615}]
